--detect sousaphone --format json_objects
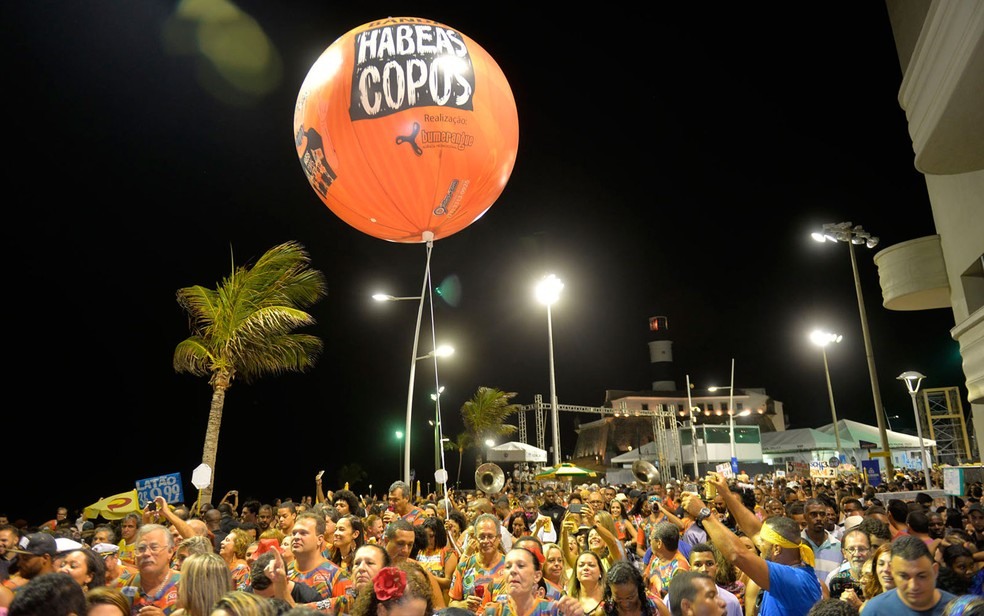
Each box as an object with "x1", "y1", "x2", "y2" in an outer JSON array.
[
  {"x1": 632, "y1": 459, "x2": 661, "y2": 485},
  {"x1": 475, "y1": 463, "x2": 505, "y2": 494}
]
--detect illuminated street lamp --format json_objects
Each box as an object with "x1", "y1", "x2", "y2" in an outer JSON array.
[
  {"x1": 812, "y1": 222, "x2": 892, "y2": 477},
  {"x1": 810, "y1": 330, "x2": 844, "y2": 453},
  {"x1": 898, "y1": 371, "x2": 932, "y2": 490},
  {"x1": 395, "y1": 430, "x2": 404, "y2": 478},
  {"x1": 536, "y1": 274, "x2": 564, "y2": 465}
]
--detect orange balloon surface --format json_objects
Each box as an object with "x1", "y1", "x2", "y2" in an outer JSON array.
[{"x1": 294, "y1": 17, "x2": 520, "y2": 243}]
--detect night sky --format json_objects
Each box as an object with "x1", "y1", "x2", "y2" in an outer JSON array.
[{"x1": 6, "y1": 2, "x2": 967, "y2": 524}]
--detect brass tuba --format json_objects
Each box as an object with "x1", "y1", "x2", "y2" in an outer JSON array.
[
  {"x1": 632, "y1": 459, "x2": 662, "y2": 485},
  {"x1": 475, "y1": 463, "x2": 505, "y2": 494}
]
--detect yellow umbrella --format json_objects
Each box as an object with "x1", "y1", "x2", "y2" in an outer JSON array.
[
  {"x1": 534, "y1": 463, "x2": 597, "y2": 481},
  {"x1": 83, "y1": 489, "x2": 141, "y2": 520}
]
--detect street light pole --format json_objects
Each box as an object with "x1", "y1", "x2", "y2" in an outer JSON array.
[
  {"x1": 536, "y1": 274, "x2": 564, "y2": 466},
  {"x1": 395, "y1": 431, "x2": 404, "y2": 478},
  {"x1": 810, "y1": 330, "x2": 844, "y2": 453},
  {"x1": 728, "y1": 358, "x2": 735, "y2": 460},
  {"x1": 898, "y1": 371, "x2": 932, "y2": 490},
  {"x1": 373, "y1": 265, "x2": 453, "y2": 488},
  {"x1": 685, "y1": 374, "x2": 699, "y2": 480},
  {"x1": 431, "y1": 386, "x2": 445, "y2": 495},
  {"x1": 708, "y1": 359, "x2": 736, "y2": 463},
  {"x1": 813, "y1": 222, "x2": 893, "y2": 478}
]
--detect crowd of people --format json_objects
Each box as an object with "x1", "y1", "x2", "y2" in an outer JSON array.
[{"x1": 2, "y1": 470, "x2": 984, "y2": 616}]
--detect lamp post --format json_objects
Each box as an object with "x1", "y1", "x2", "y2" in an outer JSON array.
[
  {"x1": 395, "y1": 430, "x2": 404, "y2": 478},
  {"x1": 898, "y1": 371, "x2": 932, "y2": 490},
  {"x1": 812, "y1": 222, "x2": 893, "y2": 477},
  {"x1": 810, "y1": 330, "x2": 844, "y2": 453},
  {"x1": 373, "y1": 290, "x2": 453, "y2": 487},
  {"x1": 431, "y1": 386, "x2": 446, "y2": 495},
  {"x1": 374, "y1": 291, "x2": 426, "y2": 486},
  {"x1": 685, "y1": 374, "x2": 699, "y2": 480},
  {"x1": 536, "y1": 274, "x2": 564, "y2": 465},
  {"x1": 708, "y1": 358, "x2": 737, "y2": 461}
]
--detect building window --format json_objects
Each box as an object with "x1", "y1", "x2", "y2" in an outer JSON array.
[
  {"x1": 642, "y1": 403, "x2": 649, "y2": 411},
  {"x1": 737, "y1": 402, "x2": 744, "y2": 411}
]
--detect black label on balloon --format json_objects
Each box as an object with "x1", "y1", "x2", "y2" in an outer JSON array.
[{"x1": 350, "y1": 23, "x2": 476, "y2": 121}]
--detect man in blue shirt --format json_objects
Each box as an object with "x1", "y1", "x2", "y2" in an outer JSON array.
[
  {"x1": 862, "y1": 535, "x2": 956, "y2": 616},
  {"x1": 681, "y1": 473, "x2": 821, "y2": 616}
]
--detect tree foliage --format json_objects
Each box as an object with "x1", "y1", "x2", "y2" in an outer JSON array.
[{"x1": 174, "y1": 241, "x2": 327, "y2": 504}]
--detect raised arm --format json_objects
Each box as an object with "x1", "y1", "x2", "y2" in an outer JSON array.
[
  {"x1": 706, "y1": 472, "x2": 762, "y2": 538},
  {"x1": 315, "y1": 471, "x2": 327, "y2": 504},
  {"x1": 681, "y1": 491, "x2": 771, "y2": 591},
  {"x1": 155, "y1": 496, "x2": 197, "y2": 540}
]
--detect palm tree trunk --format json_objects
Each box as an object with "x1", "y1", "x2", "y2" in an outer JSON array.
[{"x1": 199, "y1": 380, "x2": 228, "y2": 506}]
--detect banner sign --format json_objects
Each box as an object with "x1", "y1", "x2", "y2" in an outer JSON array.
[
  {"x1": 861, "y1": 460, "x2": 882, "y2": 487},
  {"x1": 136, "y1": 472, "x2": 184, "y2": 506}
]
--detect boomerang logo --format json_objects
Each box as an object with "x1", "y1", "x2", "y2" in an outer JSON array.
[
  {"x1": 108, "y1": 496, "x2": 134, "y2": 511},
  {"x1": 396, "y1": 123, "x2": 423, "y2": 156}
]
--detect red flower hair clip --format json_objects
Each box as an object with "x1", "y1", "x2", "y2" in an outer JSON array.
[
  {"x1": 374, "y1": 567, "x2": 407, "y2": 602},
  {"x1": 520, "y1": 543, "x2": 545, "y2": 566}
]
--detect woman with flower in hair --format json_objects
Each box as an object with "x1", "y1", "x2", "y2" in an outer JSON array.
[{"x1": 351, "y1": 562, "x2": 435, "y2": 616}]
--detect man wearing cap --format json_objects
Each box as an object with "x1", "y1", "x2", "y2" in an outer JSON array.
[
  {"x1": 94, "y1": 542, "x2": 138, "y2": 589},
  {"x1": 0, "y1": 532, "x2": 58, "y2": 609},
  {"x1": 681, "y1": 473, "x2": 821, "y2": 616}
]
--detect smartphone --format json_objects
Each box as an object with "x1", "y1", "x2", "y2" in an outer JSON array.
[
  {"x1": 568, "y1": 503, "x2": 583, "y2": 514},
  {"x1": 316, "y1": 470, "x2": 325, "y2": 481},
  {"x1": 684, "y1": 483, "x2": 699, "y2": 494},
  {"x1": 704, "y1": 480, "x2": 717, "y2": 498}
]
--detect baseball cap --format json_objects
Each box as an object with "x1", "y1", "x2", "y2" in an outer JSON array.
[
  {"x1": 968, "y1": 503, "x2": 984, "y2": 515},
  {"x1": 91, "y1": 543, "x2": 120, "y2": 555},
  {"x1": 7, "y1": 533, "x2": 58, "y2": 557},
  {"x1": 629, "y1": 489, "x2": 642, "y2": 499},
  {"x1": 614, "y1": 493, "x2": 627, "y2": 502}
]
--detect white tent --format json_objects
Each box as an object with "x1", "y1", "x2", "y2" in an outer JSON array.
[
  {"x1": 761, "y1": 428, "x2": 860, "y2": 453},
  {"x1": 817, "y1": 419, "x2": 936, "y2": 448},
  {"x1": 487, "y1": 441, "x2": 548, "y2": 463}
]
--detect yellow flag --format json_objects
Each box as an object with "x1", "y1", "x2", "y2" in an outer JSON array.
[{"x1": 83, "y1": 489, "x2": 141, "y2": 520}]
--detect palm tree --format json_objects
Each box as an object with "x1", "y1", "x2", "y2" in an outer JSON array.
[
  {"x1": 444, "y1": 432, "x2": 474, "y2": 489},
  {"x1": 459, "y1": 386, "x2": 520, "y2": 468},
  {"x1": 173, "y1": 241, "x2": 327, "y2": 505}
]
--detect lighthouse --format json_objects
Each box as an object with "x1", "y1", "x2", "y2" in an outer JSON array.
[{"x1": 648, "y1": 316, "x2": 676, "y2": 391}]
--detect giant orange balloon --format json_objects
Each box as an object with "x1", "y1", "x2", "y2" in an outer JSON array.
[{"x1": 294, "y1": 17, "x2": 519, "y2": 243}]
